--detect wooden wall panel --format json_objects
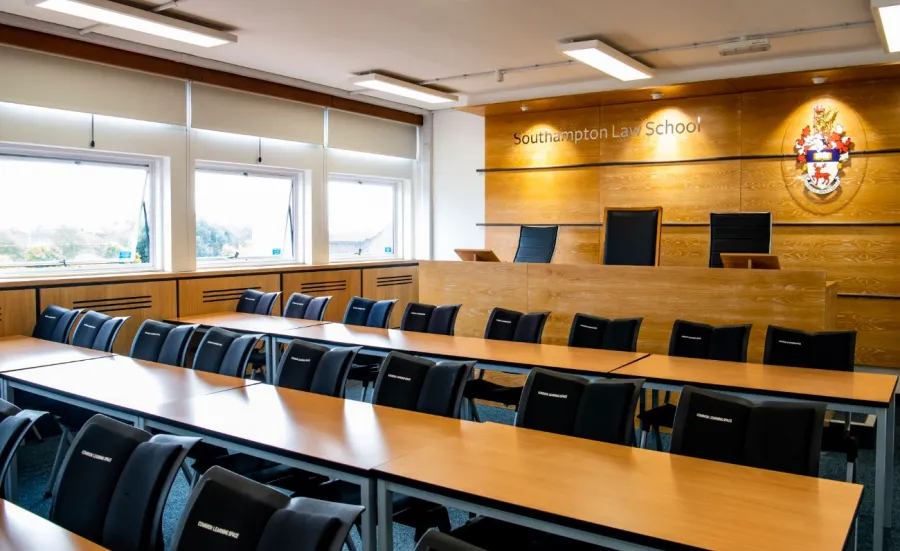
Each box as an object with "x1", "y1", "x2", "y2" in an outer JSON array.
[
  {"x1": 178, "y1": 275, "x2": 281, "y2": 318},
  {"x1": 485, "y1": 107, "x2": 600, "y2": 168},
  {"x1": 837, "y1": 297, "x2": 900, "y2": 367},
  {"x1": 486, "y1": 226, "x2": 601, "y2": 264},
  {"x1": 361, "y1": 266, "x2": 419, "y2": 328},
  {"x1": 282, "y1": 270, "x2": 361, "y2": 323},
  {"x1": 659, "y1": 226, "x2": 710, "y2": 267},
  {"x1": 40, "y1": 281, "x2": 176, "y2": 355},
  {"x1": 419, "y1": 261, "x2": 527, "y2": 338},
  {"x1": 485, "y1": 168, "x2": 601, "y2": 224},
  {"x1": 0, "y1": 289, "x2": 36, "y2": 337}
]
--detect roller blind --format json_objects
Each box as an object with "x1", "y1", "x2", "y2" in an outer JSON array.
[
  {"x1": 328, "y1": 109, "x2": 418, "y2": 159},
  {"x1": 191, "y1": 83, "x2": 325, "y2": 144},
  {"x1": 0, "y1": 46, "x2": 187, "y2": 126}
]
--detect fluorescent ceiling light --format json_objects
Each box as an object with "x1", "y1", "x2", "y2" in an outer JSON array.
[
  {"x1": 33, "y1": 0, "x2": 237, "y2": 47},
  {"x1": 351, "y1": 73, "x2": 458, "y2": 104},
  {"x1": 558, "y1": 39, "x2": 653, "y2": 81},
  {"x1": 873, "y1": 0, "x2": 900, "y2": 53}
]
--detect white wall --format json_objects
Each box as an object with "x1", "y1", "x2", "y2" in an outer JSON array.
[{"x1": 431, "y1": 110, "x2": 485, "y2": 260}]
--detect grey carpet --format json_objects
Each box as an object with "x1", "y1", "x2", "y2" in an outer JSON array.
[{"x1": 13, "y1": 384, "x2": 898, "y2": 550}]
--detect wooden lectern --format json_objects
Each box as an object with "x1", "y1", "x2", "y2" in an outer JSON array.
[
  {"x1": 455, "y1": 249, "x2": 500, "y2": 262},
  {"x1": 720, "y1": 253, "x2": 781, "y2": 270}
]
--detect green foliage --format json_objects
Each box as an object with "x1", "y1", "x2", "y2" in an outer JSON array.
[
  {"x1": 196, "y1": 219, "x2": 245, "y2": 258},
  {"x1": 24, "y1": 245, "x2": 63, "y2": 262}
]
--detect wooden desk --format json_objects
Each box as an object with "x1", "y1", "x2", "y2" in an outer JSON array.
[
  {"x1": 166, "y1": 312, "x2": 327, "y2": 333},
  {"x1": 0, "y1": 336, "x2": 113, "y2": 374},
  {"x1": 0, "y1": 355, "x2": 259, "y2": 425},
  {"x1": 0, "y1": 499, "x2": 109, "y2": 550},
  {"x1": 285, "y1": 323, "x2": 648, "y2": 375},
  {"x1": 375, "y1": 422, "x2": 862, "y2": 551},
  {"x1": 143, "y1": 384, "x2": 469, "y2": 551}
]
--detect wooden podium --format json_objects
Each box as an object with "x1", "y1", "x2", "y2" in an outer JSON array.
[
  {"x1": 455, "y1": 249, "x2": 500, "y2": 262},
  {"x1": 721, "y1": 253, "x2": 781, "y2": 270}
]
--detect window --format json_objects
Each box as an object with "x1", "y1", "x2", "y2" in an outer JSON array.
[
  {"x1": 195, "y1": 168, "x2": 299, "y2": 263},
  {"x1": 0, "y1": 153, "x2": 155, "y2": 272},
  {"x1": 328, "y1": 177, "x2": 399, "y2": 260}
]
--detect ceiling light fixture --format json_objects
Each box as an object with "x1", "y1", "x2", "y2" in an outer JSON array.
[
  {"x1": 558, "y1": 39, "x2": 653, "y2": 81},
  {"x1": 872, "y1": 0, "x2": 900, "y2": 52},
  {"x1": 520, "y1": 105, "x2": 529, "y2": 112},
  {"x1": 350, "y1": 73, "x2": 458, "y2": 104},
  {"x1": 651, "y1": 91, "x2": 663, "y2": 100},
  {"x1": 812, "y1": 76, "x2": 828, "y2": 85},
  {"x1": 32, "y1": 0, "x2": 236, "y2": 47}
]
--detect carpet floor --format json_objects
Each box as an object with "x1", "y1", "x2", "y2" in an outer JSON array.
[{"x1": 13, "y1": 384, "x2": 900, "y2": 550}]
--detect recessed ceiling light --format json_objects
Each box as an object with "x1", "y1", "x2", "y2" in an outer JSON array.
[
  {"x1": 32, "y1": 0, "x2": 236, "y2": 47},
  {"x1": 811, "y1": 76, "x2": 827, "y2": 85},
  {"x1": 350, "y1": 73, "x2": 458, "y2": 104},
  {"x1": 872, "y1": 0, "x2": 900, "y2": 52},
  {"x1": 558, "y1": 39, "x2": 653, "y2": 81}
]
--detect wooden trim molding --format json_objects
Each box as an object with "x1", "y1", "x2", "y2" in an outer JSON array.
[{"x1": 0, "y1": 23, "x2": 424, "y2": 126}]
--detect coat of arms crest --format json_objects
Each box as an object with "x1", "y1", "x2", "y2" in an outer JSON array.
[{"x1": 793, "y1": 105, "x2": 853, "y2": 195}]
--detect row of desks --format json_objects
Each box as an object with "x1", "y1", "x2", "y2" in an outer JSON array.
[{"x1": 0, "y1": 335, "x2": 865, "y2": 551}]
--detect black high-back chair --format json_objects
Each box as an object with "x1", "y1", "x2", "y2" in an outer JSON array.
[
  {"x1": 428, "y1": 305, "x2": 461, "y2": 336},
  {"x1": 513, "y1": 225, "x2": 559, "y2": 264},
  {"x1": 709, "y1": 212, "x2": 772, "y2": 268},
  {"x1": 638, "y1": 320, "x2": 752, "y2": 450},
  {"x1": 50, "y1": 415, "x2": 198, "y2": 551},
  {"x1": 567, "y1": 313, "x2": 642, "y2": 352},
  {"x1": 603, "y1": 207, "x2": 663, "y2": 266},
  {"x1": 343, "y1": 297, "x2": 376, "y2": 326},
  {"x1": 92, "y1": 317, "x2": 128, "y2": 352},
  {"x1": 464, "y1": 309, "x2": 550, "y2": 418},
  {"x1": 367, "y1": 299, "x2": 397, "y2": 329},
  {"x1": 129, "y1": 320, "x2": 175, "y2": 362},
  {"x1": 70, "y1": 311, "x2": 111, "y2": 348},
  {"x1": 157, "y1": 324, "x2": 198, "y2": 367},
  {"x1": 193, "y1": 327, "x2": 261, "y2": 378},
  {"x1": 276, "y1": 340, "x2": 361, "y2": 398},
  {"x1": 304, "y1": 296, "x2": 332, "y2": 321},
  {"x1": 0, "y1": 399, "x2": 45, "y2": 493},
  {"x1": 283, "y1": 293, "x2": 332, "y2": 321},
  {"x1": 170, "y1": 467, "x2": 363, "y2": 551},
  {"x1": 400, "y1": 303, "x2": 461, "y2": 336},
  {"x1": 33, "y1": 305, "x2": 82, "y2": 343},
  {"x1": 236, "y1": 289, "x2": 281, "y2": 315},
  {"x1": 373, "y1": 352, "x2": 474, "y2": 418},
  {"x1": 671, "y1": 386, "x2": 825, "y2": 477},
  {"x1": 764, "y1": 326, "x2": 859, "y2": 481}
]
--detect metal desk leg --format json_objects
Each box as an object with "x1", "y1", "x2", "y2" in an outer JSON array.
[
  {"x1": 875, "y1": 406, "x2": 888, "y2": 551},
  {"x1": 265, "y1": 336, "x2": 276, "y2": 384},
  {"x1": 377, "y1": 480, "x2": 394, "y2": 551},
  {"x1": 2, "y1": 382, "x2": 16, "y2": 502},
  {"x1": 886, "y1": 398, "x2": 895, "y2": 529},
  {"x1": 360, "y1": 479, "x2": 377, "y2": 551}
]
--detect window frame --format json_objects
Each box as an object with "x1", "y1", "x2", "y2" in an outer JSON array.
[
  {"x1": 194, "y1": 161, "x2": 305, "y2": 267},
  {"x1": 0, "y1": 142, "x2": 165, "y2": 275},
  {"x1": 327, "y1": 174, "x2": 403, "y2": 262}
]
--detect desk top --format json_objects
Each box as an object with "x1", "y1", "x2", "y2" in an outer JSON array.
[
  {"x1": 166, "y1": 312, "x2": 327, "y2": 334},
  {"x1": 0, "y1": 499, "x2": 109, "y2": 550},
  {"x1": 375, "y1": 422, "x2": 861, "y2": 551},
  {"x1": 0, "y1": 336, "x2": 113, "y2": 374},
  {"x1": 144, "y1": 383, "x2": 468, "y2": 475},
  {"x1": 285, "y1": 323, "x2": 647, "y2": 375},
  {"x1": 614, "y1": 354, "x2": 898, "y2": 408},
  {"x1": 2, "y1": 355, "x2": 259, "y2": 416}
]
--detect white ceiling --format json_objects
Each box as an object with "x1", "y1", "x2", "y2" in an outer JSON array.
[{"x1": 0, "y1": 0, "x2": 895, "y2": 111}]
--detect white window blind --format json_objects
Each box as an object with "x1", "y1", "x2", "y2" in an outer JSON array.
[{"x1": 328, "y1": 109, "x2": 418, "y2": 159}]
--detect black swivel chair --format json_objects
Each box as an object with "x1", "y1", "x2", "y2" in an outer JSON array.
[
  {"x1": 513, "y1": 225, "x2": 559, "y2": 263},
  {"x1": 764, "y1": 326, "x2": 860, "y2": 481},
  {"x1": 671, "y1": 386, "x2": 825, "y2": 477},
  {"x1": 451, "y1": 369, "x2": 644, "y2": 551},
  {"x1": 346, "y1": 298, "x2": 399, "y2": 399},
  {"x1": 50, "y1": 415, "x2": 198, "y2": 551},
  {"x1": 400, "y1": 302, "x2": 461, "y2": 335},
  {"x1": 343, "y1": 297, "x2": 376, "y2": 326},
  {"x1": 367, "y1": 299, "x2": 397, "y2": 328},
  {"x1": 33, "y1": 305, "x2": 82, "y2": 343},
  {"x1": 602, "y1": 207, "x2": 663, "y2": 266},
  {"x1": 637, "y1": 319, "x2": 751, "y2": 450},
  {"x1": 171, "y1": 466, "x2": 363, "y2": 551},
  {"x1": 567, "y1": 313, "x2": 642, "y2": 352},
  {"x1": 314, "y1": 352, "x2": 475, "y2": 541},
  {"x1": 192, "y1": 327, "x2": 262, "y2": 378},
  {"x1": 0, "y1": 399, "x2": 45, "y2": 494},
  {"x1": 236, "y1": 289, "x2": 281, "y2": 315},
  {"x1": 463, "y1": 309, "x2": 550, "y2": 419},
  {"x1": 131, "y1": 321, "x2": 198, "y2": 367},
  {"x1": 709, "y1": 212, "x2": 773, "y2": 268},
  {"x1": 71, "y1": 311, "x2": 129, "y2": 352},
  {"x1": 283, "y1": 293, "x2": 332, "y2": 321}
]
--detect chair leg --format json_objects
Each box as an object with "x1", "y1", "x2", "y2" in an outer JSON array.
[
  {"x1": 345, "y1": 529, "x2": 360, "y2": 551},
  {"x1": 44, "y1": 428, "x2": 71, "y2": 497},
  {"x1": 470, "y1": 399, "x2": 482, "y2": 423},
  {"x1": 639, "y1": 430, "x2": 649, "y2": 449},
  {"x1": 846, "y1": 460, "x2": 856, "y2": 483},
  {"x1": 361, "y1": 381, "x2": 371, "y2": 402},
  {"x1": 179, "y1": 462, "x2": 193, "y2": 485},
  {"x1": 652, "y1": 425, "x2": 663, "y2": 451}
]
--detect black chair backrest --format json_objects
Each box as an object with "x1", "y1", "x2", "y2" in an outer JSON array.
[
  {"x1": 366, "y1": 299, "x2": 397, "y2": 329},
  {"x1": 33, "y1": 305, "x2": 79, "y2": 342},
  {"x1": 763, "y1": 326, "x2": 857, "y2": 372},
  {"x1": 92, "y1": 317, "x2": 128, "y2": 352},
  {"x1": 515, "y1": 368, "x2": 643, "y2": 445},
  {"x1": 427, "y1": 304, "x2": 461, "y2": 336},
  {"x1": 255, "y1": 292, "x2": 281, "y2": 315},
  {"x1": 709, "y1": 212, "x2": 772, "y2": 268},
  {"x1": 304, "y1": 296, "x2": 331, "y2": 321},
  {"x1": 0, "y1": 400, "x2": 44, "y2": 492},
  {"x1": 373, "y1": 352, "x2": 474, "y2": 418},
  {"x1": 71, "y1": 311, "x2": 113, "y2": 349},
  {"x1": 193, "y1": 327, "x2": 242, "y2": 373},
  {"x1": 51, "y1": 415, "x2": 197, "y2": 551},
  {"x1": 400, "y1": 302, "x2": 437, "y2": 333},
  {"x1": 275, "y1": 340, "x2": 361, "y2": 398},
  {"x1": 513, "y1": 312, "x2": 549, "y2": 344},
  {"x1": 283, "y1": 293, "x2": 313, "y2": 319},
  {"x1": 483, "y1": 308, "x2": 522, "y2": 341},
  {"x1": 171, "y1": 467, "x2": 362, "y2": 551},
  {"x1": 670, "y1": 386, "x2": 754, "y2": 466},
  {"x1": 218, "y1": 334, "x2": 263, "y2": 378},
  {"x1": 157, "y1": 324, "x2": 198, "y2": 367},
  {"x1": 344, "y1": 297, "x2": 375, "y2": 326},
  {"x1": 668, "y1": 320, "x2": 751, "y2": 363},
  {"x1": 416, "y1": 530, "x2": 488, "y2": 551},
  {"x1": 51, "y1": 308, "x2": 83, "y2": 344},
  {"x1": 130, "y1": 320, "x2": 176, "y2": 362},
  {"x1": 236, "y1": 289, "x2": 266, "y2": 314},
  {"x1": 603, "y1": 207, "x2": 662, "y2": 266},
  {"x1": 513, "y1": 225, "x2": 559, "y2": 264},
  {"x1": 567, "y1": 313, "x2": 643, "y2": 352}
]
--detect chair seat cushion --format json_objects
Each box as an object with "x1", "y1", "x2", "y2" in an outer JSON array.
[
  {"x1": 636, "y1": 403, "x2": 677, "y2": 429},
  {"x1": 463, "y1": 379, "x2": 523, "y2": 406},
  {"x1": 248, "y1": 350, "x2": 267, "y2": 366},
  {"x1": 347, "y1": 363, "x2": 380, "y2": 383}
]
